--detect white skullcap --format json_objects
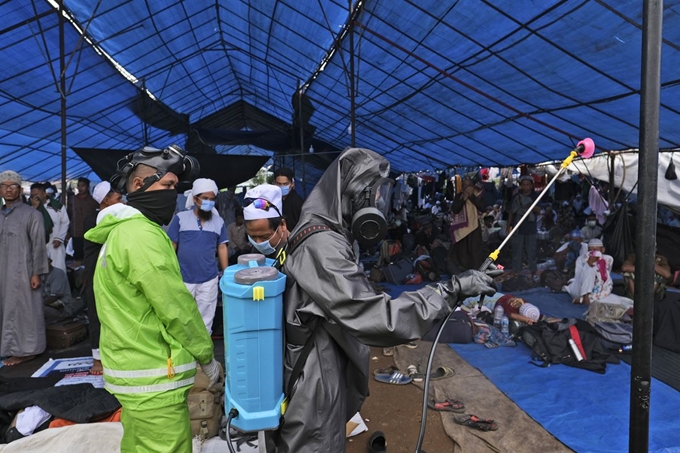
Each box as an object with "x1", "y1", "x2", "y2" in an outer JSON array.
[
  {"x1": 191, "y1": 178, "x2": 218, "y2": 197},
  {"x1": 92, "y1": 181, "x2": 112, "y2": 204},
  {"x1": 588, "y1": 238, "x2": 604, "y2": 248},
  {"x1": 184, "y1": 178, "x2": 219, "y2": 210},
  {"x1": 519, "y1": 303, "x2": 540, "y2": 322},
  {"x1": 46, "y1": 187, "x2": 55, "y2": 195},
  {"x1": 0, "y1": 170, "x2": 21, "y2": 184},
  {"x1": 243, "y1": 184, "x2": 283, "y2": 221}
]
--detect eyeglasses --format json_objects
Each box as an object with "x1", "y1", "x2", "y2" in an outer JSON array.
[
  {"x1": 0, "y1": 183, "x2": 20, "y2": 191},
  {"x1": 243, "y1": 197, "x2": 282, "y2": 217}
]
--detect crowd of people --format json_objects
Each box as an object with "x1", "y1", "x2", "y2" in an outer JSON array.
[{"x1": 1, "y1": 153, "x2": 678, "y2": 452}]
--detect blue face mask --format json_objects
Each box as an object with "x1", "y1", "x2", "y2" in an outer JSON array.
[
  {"x1": 280, "y1": 185, "x2": 290, "y2": 197},
  {"x1": 199, "y1": 199, "x2": 215, "y2": 212},
  {"x1": 248, "y1": 227, "x2": 281, "y2": 256}
]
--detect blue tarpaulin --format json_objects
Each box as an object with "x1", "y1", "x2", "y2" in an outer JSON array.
[{"x1": 2, "y1": 1, "x2": 680, "y2": 184}]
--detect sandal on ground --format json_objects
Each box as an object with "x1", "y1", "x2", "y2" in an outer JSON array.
[
  {"x1": 429, "y1": 366, "x2": 455, "y2": 381},
  {"x1": 382, "y1": 347, "x2": 394, "y2": 357},
  {"x1": 373, "y1": 365, "x2": 400, "y2": 376},
  {"x1": 368, "y1": 431, "x2": 386, "y2": 453},
  {"x1": 427, "y1": 398, "x2": 465, "y2": 413},
  {"x1": 453, "y1": 414, "x2": 499, "y2": 431},
  {"x1": 374, "y1": 371, "x2": 412, "y2": 385}
]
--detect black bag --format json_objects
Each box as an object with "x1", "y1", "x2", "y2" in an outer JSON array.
[
  {"x1": 602, "y1": 203, "x2": 635, "y2": 268},
  {"x1": 540, "y1": 269, "x2": 567, "y2": 292},
  {"x1": 382, "y1": 258, "x2": 414, "y2": 284},
  {"x1": 422, "y1": 311, "x2": 473, "y2": 344},
  {"x1": 520, "y1": 319, "x2": 619, "y2": 373},
  {"x1": 414, "y1": 257, "x2": 438, "y2": 281}
]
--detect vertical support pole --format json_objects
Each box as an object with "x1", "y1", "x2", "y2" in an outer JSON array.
[
  {"x1": 608, "y1": 152, "x2": 616, "y2": 206},
  {"x1": 298, "y1": 79, "x2": 306, "y2": 197},
  {"x1": 629, "y1": 1, "x2": 663, "y2": 452},
  {"x1": 59, "y1": 0, "x2": 67, "y2": 205},
  {"x1": 348, "y1": 0, "x2": 356, "y2": 148}
]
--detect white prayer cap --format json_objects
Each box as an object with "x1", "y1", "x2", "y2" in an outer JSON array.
[
  {"x1": 0, "y1": 170, "x2": 21, "y2": 184},
  {"x1": 191, "y1": 178, "x2": 218, "y2": 197},
  {"x1": 519, "y1": 303, "x2": 540, "y2": 322},
  {"x1": 588, "y1": 238, "x2": 604, "y2": 248},
  {"x1": 243, "y1": 184, "x2": 282, "y2": 221},
  {"x1": 92, "y1": 181, "x2": 112, "y2": 204}
]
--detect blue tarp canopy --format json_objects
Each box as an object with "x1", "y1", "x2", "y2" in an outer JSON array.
[{"x1": 2, "y1": 1, "x2": 680, "y2": 185}]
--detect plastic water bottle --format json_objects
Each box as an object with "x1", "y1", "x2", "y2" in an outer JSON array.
[
  {"x1": 501, "y1": 315, "x2": 509, "y2": 335},
  {"x1": 493, "y1": 304, "x2": 504, "y2": 329},
  {"x1": 618, "y1": 344, "x2": 633, "y2": 353}
]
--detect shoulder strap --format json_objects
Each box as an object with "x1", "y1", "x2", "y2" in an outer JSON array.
[{"x1": 274, "y1": 224, "x2": 332, "y2": 270}]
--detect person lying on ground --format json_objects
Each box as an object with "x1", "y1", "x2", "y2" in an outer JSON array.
[{"x1": 493, "y1": 294, "x2": 561, "y2": 326}]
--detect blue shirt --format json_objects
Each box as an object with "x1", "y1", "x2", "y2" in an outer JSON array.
[{"x1": 168, "y1": 210, "x2": 229, "y2": 284}]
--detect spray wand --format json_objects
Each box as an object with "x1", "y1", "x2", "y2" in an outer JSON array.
[{"x1": 414, "y1": 138, "x2": 596, "y2": 453}]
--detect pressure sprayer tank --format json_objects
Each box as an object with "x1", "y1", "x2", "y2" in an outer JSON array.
[{"x1": 220, "y1": 253, "x2": 286, "y2": 432}]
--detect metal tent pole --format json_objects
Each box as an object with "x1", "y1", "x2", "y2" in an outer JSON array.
[
  {"x1": 297, "y1": 79, "x2": 306, "y2": 197},
  {"x1": 348, "y1": 0, "x2": 356, "y2": 148},
  {"x1": 630, "y1": 1, "x2": 663, "y2": 451},
  {"x1": 59, "y1": 0, "x2": 67, "y2": 204}
]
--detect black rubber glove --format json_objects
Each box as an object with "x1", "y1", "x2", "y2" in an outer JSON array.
[{"x1": 435, "y1": 270, "x2": 498, "y2": 309}]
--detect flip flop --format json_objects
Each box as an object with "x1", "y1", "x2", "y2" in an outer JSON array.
[
  {"x1": 453, "y1": 414, "x2": 499, "y2": 431},
  {"x1": 427, "y1": 398, "x2": 465, "y2": 413},
  {"x1": 429, "y1": 366, "x2": 455, "y2": 381},
  {"x1": 374, "y1": 371, "x2": 412, "y2": 385},
  {"x1": 368, "y1": 431, "x2": 386, "y2": 453}
]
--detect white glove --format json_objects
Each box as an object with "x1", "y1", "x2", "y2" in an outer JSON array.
[{"x1": 201, "y1": 359, "x2": 222, "y2": 390}]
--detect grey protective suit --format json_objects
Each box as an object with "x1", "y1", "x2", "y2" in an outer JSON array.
[{"x1": 268, "y1": 148, "x2": 452, "y2": 452}]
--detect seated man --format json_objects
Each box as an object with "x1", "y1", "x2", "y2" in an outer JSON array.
[
  {"x1": 580, "y1": 213, "x2": 603, "y2": 242},
  {"x1": 564, "y1": 239, "x2": 632, "y2": 308},
  {"x1": 553, "y1": 230, "x2": 586, "y2": 275},
  {"x1": 621, "y1": 248, "x2": 672, "y2": 301},
  {"x1": 42, "y1": 253, "x2": 82, "y2": 322}
]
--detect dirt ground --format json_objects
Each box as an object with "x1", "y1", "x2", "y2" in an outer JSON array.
[{"x1": 346, "y1": 346, "x2": 453, "y2": 453}]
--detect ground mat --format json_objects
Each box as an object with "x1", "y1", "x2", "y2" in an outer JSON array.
[
  {"x1": 393, "y1": 344, "x2": 571, "y2": 453},
  {"x1": 449, "y1": 342, "x2": 680, "y2": 453}
]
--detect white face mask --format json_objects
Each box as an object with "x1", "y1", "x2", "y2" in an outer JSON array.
[{"x1": 587, "y1": 220, "x2": 597, "y2": 227}]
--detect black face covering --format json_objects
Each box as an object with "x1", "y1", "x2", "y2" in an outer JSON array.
[{"x1": 126, "y1": 189, "x2": 177, "y2": 226}]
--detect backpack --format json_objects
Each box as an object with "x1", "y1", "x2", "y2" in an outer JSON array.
[
  {"x1": 520, "y1": 319, "x2": 619, "y2": 373},
  {"x1": 189, "y1": 362, "x2": 225, "y2": 439},
  {"x1": 540, "y1": 269, "x2": 567, "y2": 292}
]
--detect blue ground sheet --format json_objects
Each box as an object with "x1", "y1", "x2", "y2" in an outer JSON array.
[{"x1": 382, "y1": 282, "x2": 680, "y2": 452}]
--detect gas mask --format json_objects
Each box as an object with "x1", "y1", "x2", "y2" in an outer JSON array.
[
  {"x1": 351, "y1": 178, "x2": 394, "y2": 246},
  {"x1": 110, "y1": 144, "x2": 200, "y2": 194}
]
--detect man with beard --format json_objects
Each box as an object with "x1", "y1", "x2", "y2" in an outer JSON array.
[
  {"x1": 243, "y1": 150, "x2": 499, "y2": 453},
  {"x1": 84, "y1": 146, "x2": 220, "y2": 452},
  {"x1": 0, "y1": 170, "x2": 48, "y2": 366},
  {"x1": 168, "y1": 178, "x2": 229, "y2": 333}
]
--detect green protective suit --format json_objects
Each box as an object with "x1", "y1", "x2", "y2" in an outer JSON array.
[{"x1": 85, "y1": 204, "x2": 214, "y2": 453}]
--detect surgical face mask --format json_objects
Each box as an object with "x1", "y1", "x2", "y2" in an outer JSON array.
[
  {"x1": 395, "y1": 219, "x2": 402, "y2": 227},
  {"x1": 248, "y1": 226, "x2": 281, "y2": 256},
  {"x1": 587, "y1": 220, "x2": 596, "y2": 227},
  {"x1": 280, "y1": 185, "x2": 290, "y2": 197},
  {"x1": 199, "y1": 199, "x2": 215, "y2": 212}
]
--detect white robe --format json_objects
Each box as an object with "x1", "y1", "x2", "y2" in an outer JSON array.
[
  {"x1": 566, "y1": 253, "x2": 633, "y2": 309},
  {"x1": 45, "y1": 204, "x2": 70, "y2": 272}
]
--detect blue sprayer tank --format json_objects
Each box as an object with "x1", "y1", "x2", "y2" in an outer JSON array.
[{"x1": 219, "y1": 253, "x2": 286, "y2": 432}]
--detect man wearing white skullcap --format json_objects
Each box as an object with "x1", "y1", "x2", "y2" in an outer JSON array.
[
  {"x1": 0, "y1": 170, "x2": 48, "y2": 366},
  {"x1": 168, "y1": 178, "x2": 229, "y2": 333},
  {"x1": 242, "y1": 184, "x2": 290, "y2": 257},
  {"x1": 83, "y1": 181, "x2": 122, "y2": 375},
  {"x1": 565, "y1": 238, "x2": 632, "y2": 308}
]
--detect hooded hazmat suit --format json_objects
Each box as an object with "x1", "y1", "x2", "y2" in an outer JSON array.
[
  {"x1": 268, "y1": 148, "x2": 454, "y2": 452},
  {"x1": 85, "y1": 204, "x2": 214, "y2": 453}
]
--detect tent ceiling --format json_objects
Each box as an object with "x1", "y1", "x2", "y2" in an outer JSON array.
[{"x1": 2, "y1": 0, "x2": 680, "y2": 184}]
